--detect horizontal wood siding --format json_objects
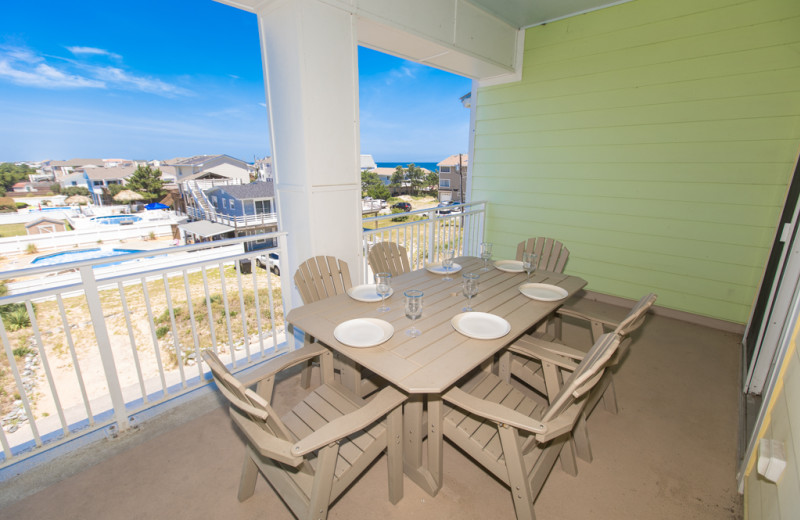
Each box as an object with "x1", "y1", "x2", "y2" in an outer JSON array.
[
  {"x1": 471, "y1": 0, "x2": 800, "y2": 323},
  {"x1": 745, "y1": 321, "x2": 800, "y2": 519}
]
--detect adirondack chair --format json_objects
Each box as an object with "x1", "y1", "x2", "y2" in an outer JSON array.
[
  {"x1": 515, "y1": 237, "x2": 570, "y2": 273},
  {"x1": 503, "y1": 293, "x2": 657, "y2": 462},
  {"x1": 368, "y1": 241, "x2": 411, "y2": 277},
  {"x1": 294, "y1": 255, "x2": 383, "y2": 395},
  {"x1": 514, "y1": 237, "x2": 570, "y2": 336},
  {"x1": 442, "y1": 332, "x2": 622, "y2": 520},
  {"x1": 203, "y1": 346, "x2": 406, "y2": 520}
]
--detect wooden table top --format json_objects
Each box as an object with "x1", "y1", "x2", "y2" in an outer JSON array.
[{"x1": 286, "y1": 257, "x2": 587, "y2": 394}]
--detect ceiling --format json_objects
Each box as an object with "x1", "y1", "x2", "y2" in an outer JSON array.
[{"x1": 467, "y1": 0, "x2": 631, "y2": 29}]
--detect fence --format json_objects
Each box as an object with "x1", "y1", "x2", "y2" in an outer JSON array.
[
  {"x1": 0, "y1": 232, "x2": 291, "y2": 467},
  {"x1": 360, "y1": 201, "x2": 487, "y2": 283}
]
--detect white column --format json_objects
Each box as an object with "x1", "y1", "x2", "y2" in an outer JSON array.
[{"x1": 255, "y1": 0, "x2": 363, "y2": 308}]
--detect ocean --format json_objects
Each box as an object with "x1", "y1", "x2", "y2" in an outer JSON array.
[{"x1": 376, "y1": 162, "x2": 438, "y2": 171}]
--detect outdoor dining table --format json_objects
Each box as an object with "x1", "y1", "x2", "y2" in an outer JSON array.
[{"x1": 285, "y1": 256, "x2": 587, "y2": 497}]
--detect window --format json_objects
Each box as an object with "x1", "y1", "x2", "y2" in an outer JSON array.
[
  {"x1": 255, "y1": 199, "x2": 272, "y2": 214},
  {"x1": 439, "y1": 179, "x2": 451, "y2": 188},
  {"x1": 440, "y1": 166, "x2": 451, "y2": 174},
  {"x1": 229, "y1": 199, "x2": 235, "y2": 210}
]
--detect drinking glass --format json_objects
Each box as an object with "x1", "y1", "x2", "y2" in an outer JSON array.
[
  {"x1": 480, "y1": 242, "x2": 493, "y2": 271},
  {"x1": 442, "y1": 249, "x2": 455, "y2": 281},
  {"x1": 462, "y1": 272, "x2": 479, "y2": 311},
  {"x1": 375, "y1": 272, "x2": 391, "y2": 312},
  {"x1": 522, "y1": 252, "x2": 537, "y2": 282},
  {"x1": 404, "y1": 289, "x2": 423, "y2": 337}
]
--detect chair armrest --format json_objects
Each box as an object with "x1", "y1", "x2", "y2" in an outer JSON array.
[
  {"x1": 509, "y1": 339, "x2": 580, "y2": 371},
  {"x1": 442, "y1": 386, "x2": 546, "y2": 436},
  {"x1": 238, "y1": 344, "x2": 330, "y2": 388},
  {"x1": 535, "y1": 403, "x2": 583, "y2": 443},
  {"x1": 292, "y1": 386, "x2": 406, "y2": 456},
  {"x1": 231, "y1": 408, "x2": 303, "y2": 466},
  {"x1": 514, "y1": 333, "x2": 588, "y2": 362},
  {"x1": 556, "y1": 305, "x2": 618, "y2": 341}
]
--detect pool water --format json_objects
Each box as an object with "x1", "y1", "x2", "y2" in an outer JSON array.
[
  {"x1": 91, "y1": 215, "x2": 143, "y2": 225},
  {"x1": 32, "y1": 248, "x2": 144, "y2": 267}
]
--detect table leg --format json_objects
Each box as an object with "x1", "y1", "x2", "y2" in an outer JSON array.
[
  {"x1": 402, "y1": 394, "x2": 442, "y2": 496},
  {"x1": 336, "y1": 355, "x2": 360, "y2": 395}
]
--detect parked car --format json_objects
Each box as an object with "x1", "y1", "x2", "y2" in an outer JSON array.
[
  {"x1": 436, "y1": 201, "x2": 461, "y2": 215},
  {"x1": 256, "y1": 251, "x2": 281, "y2": 275},
  {"x1": 392, "y1": 202, "x2": 412, "y2": 212}
]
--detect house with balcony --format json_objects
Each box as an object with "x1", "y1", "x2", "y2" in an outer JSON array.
[
  {"x1": 166, "y1": 154, "x2": 252, "y2": 183},
  {"x1": 2, "y1": 1, "x2": 800, "y2": 519},
  {"x1": 437, "y1": 153, "x2": 468, "y2": 203}
]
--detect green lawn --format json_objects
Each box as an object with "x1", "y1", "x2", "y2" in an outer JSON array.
[{"x1": 0, "y1": 223, "x2": 28, "y2": 237}]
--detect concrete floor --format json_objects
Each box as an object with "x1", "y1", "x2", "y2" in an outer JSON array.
[{"x1": 2, "y1": 301, "x2": 744, "y2": 519}]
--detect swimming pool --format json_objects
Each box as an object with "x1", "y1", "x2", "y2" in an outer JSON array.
[
  {"x1": 32, "y1": 248, "x2": 144, "y2": 267},
  {"x1": 91, "y1": 215, "x2": 143, "y2": 225}
]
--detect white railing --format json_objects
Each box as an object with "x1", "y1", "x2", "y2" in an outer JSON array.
[
  {"x1": 360, "y1": 201, "x2": 487, "y2": 283},
  {"x1": 0, "y1": 232, "x2": 292, "y2": 467},
  {"x1": 185, "y1": 207, "x2": 278, "y2": 228}
]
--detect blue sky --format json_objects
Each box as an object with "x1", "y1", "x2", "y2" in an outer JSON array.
[{"x1": 0, "y1": 0, "x2": 471, "y2": 164}]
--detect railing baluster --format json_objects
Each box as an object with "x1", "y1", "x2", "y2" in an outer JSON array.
[
  {"x1": 201, "y1": 267, "x2": 219, "y2": 355},
  {"x1": 57, "y1": 295, "x2": 95, "y2": 420},
  {"x1": 234, "y1": 262, "x2": 251, "y2": 362},
  {"x1": 141, "y1": 279, "x2": 168, "y2": 395},
  {"x1": 162, "y1": 274, "x2": 187, "y2": 388},
  {"x1": 181, "y1": 270, "x2": 203, "y2": 379},
  {"x1": 218, "y1": 262, "x2": 236, "y2": 367},
  {"x1": 78, "y1": 266, "x2": 129, "y2": 432},
  {"x1": 0, "y1": 319, "x2": 41, "y2": 447}
]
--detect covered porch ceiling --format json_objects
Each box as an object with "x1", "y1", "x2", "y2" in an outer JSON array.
[{"x1": 216, "y1": 0, "x2": 628, "y2": 82}]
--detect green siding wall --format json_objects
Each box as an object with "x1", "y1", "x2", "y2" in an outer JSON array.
[{"x1": 471, "y1": 0, "x2": 800, "y2": 323}]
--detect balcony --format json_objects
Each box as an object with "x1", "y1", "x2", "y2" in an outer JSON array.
[{"x1": 1, "y1": 294, "x2": 742, "y2": 518}]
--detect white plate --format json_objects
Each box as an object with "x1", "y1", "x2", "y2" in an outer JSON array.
[
  {"x1": 334, "y1": 318, "x2": 394, "y2": 348},
  {"x1": 347, "y1": 284, "x2": 393, "y2": 302},
  {"x1": 494, "y1": 260, "x2": 524, "y2": 273},
  {"x1": 426, "y1": 262, "x2": 462, "y2": 275},
  {"x1": 519, "y1": 283, "x2": 568, "y2": 301},
  {"x1": 451, "y1": 312, "x2": 511, "y2": 340}
]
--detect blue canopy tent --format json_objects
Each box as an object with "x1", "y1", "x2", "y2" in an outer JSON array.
[{"x1": 145, "y1": 202, "x2": 169, "y2": 210}]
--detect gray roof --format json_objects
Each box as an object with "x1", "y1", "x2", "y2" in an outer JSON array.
[
  {"x1": 207, "y1": 181, "x2": 274, "y2": 200},
  {"x1": 178, "y1": 220, "x2": 234, "y2": 238}
]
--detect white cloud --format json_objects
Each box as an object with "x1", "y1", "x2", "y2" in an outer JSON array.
[
  {"x1": 0, "y1": 56, "x2": 105, "y2": 88},
  {"x1": 0, "y1": 45, "x2": 189, "y2": 96},
  {"x1": 89, "y1": 66, "x2": 191, "y2": 96},
  {"x1": 66, "y1": 46, "x2": 122, "y2": 60}
]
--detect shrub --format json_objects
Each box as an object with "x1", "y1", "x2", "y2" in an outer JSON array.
[
  {"x1": 12, "y1": 346, "x2": 33, "y2": 358},
  {"x1": 0, "y1": 197, "x2": 16, "y2": 212},
  {"x1": 5, "y1": 308, "x2": 31, "y2": 331},
  {"x1": 15, "y1": 202, "x2": 28, "y2": 209},
  {"x1": 390, "y1": 207, "x2": 409, "y2": 222},
  {"x1": 156, "y1": 326, "x2": 170, "y2": 339},
  {"x1": 25, "y1": 243, "x2": 38, "y2": 254}
]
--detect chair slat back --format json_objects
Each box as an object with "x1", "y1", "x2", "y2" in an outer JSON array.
[
  {"x1": 515, "y1": 237, "x2": 569, "y2": 273},
  {"x1": 615, "y1": 293, "x2": 657, "y2": 337},
  {"x1": 294, "y1": 256, "x2": 353, "y2": 304},
  {"x1": 542, "y1": 332, "x2": 621, "y2": 422},
  {"x1": 368, "y1": 242, "x2": 411, "y2": 277},
  {"x1": 203, "y1": 350, "x2": 294, "y2": 442}
]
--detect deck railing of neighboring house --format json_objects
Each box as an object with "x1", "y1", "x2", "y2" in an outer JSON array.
[
  {"x1": 184, "y1": 207, "x2": 279, "y2": 229},
  {"x1": 0, "y1": 232, "x2": 292, "y2": 468},
  {"x1": 359, "y1": 201, "x2": 487, "y2": 283}
]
